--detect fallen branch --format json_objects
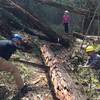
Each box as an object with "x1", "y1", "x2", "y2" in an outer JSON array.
[
  {"x1": 10, "y1": 58, "x2": 47, "y2": 69},
  {"x1": 73, "y1": 32, "x2": 99, "y2": 41},
  {"x1": 32, "y1": 75, "x2": 46, "y2": 85}
]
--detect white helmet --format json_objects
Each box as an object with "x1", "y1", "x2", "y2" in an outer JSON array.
[{"x1": 64, "y1": 10, "x2": 69, "y2": 13}]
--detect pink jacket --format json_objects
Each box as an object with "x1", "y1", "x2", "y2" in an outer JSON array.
[{"x1": 63, "y1": 15, "x2": 70, "y2": 23}]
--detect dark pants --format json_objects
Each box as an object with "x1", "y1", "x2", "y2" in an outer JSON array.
[{"x1": 64, "y1": 23, "x2": 69, "y2": 33}]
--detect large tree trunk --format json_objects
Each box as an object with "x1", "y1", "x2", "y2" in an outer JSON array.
[
  {"x1": 73, "y1": 32, "x2": 100, "y2": 41},
  {"x1": 0, "y1": 12, "x2": 12, "y2": 38},
  {"x1": 83, "y1": 0, "x2": 98, "y2": 34},
  {"x1": 0, "y1": 0, "x2": 71, "y2": 47},
  {"x1": 40, "y1": 44, "x2": 87, "y2": 100},
  {"x1": 0, "y1": 8, "x2": 51, "y2": 41}
]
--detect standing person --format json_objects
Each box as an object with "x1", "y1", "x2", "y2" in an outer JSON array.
[
  {"x1": 63, "y1": 10, "x2": 70, "y2": 33},
  {"x1": 0, "y1": 34, "x2": 32, "y2": 96}
]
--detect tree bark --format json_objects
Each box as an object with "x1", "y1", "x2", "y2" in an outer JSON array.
[
  {"x1": 40, "y1": 44, "x2": 87, "y2": 100},
  {"x1": 0, "y1": 0, "x2": 71, "y2": 47},
  {"x1": 0, "y1": 10, "x2": 12, "y2": 38},
  {"x1": 73, "y1": 32, "x2": 98, "y2": 41},
  {"x1": 0, "y1": 8, "x2": 51, "y2": 41},
  {"x1": 73, "y1": 32, "x2": 86, "y2": 40}
]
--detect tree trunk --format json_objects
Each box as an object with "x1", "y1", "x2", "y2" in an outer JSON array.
[
  {"x1": 0, "y1": 8, "x2": 51, "y2": 41},
  {"x1": 73, "y1": 32, "x2": 85, "y2": 40},
  {"x1": 73, "y1": 32, "x2": 100, "y2": 41},
  {"x1": 40, "y1": 44, "x2": 87, "y2": 100},
  {"x1": 0, "y1": 13, "x2": 12, "y2": 38}
]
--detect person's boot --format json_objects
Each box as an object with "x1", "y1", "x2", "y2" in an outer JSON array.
[{"x1": 20, "y1": 84, "x2": 33, "y2": 96}]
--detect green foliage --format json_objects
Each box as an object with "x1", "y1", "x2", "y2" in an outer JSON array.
[
  {"x1": 72, "y1": 39, "x2": 100, "y2": 99},
  {"x1": 77, "y1": 67, "x2": 100, "y2": 98},
  {"x1": 50, "y1": 24, "x2": 64, "y2": 33},
  {"x1": 95, "y1": 44, "x2": 100, "y2": 54},
  {"x1": 0, "y1": 62, "x2": 33, "y2": 87},
  {"x1": 18, "y1": 63, "x2": 32, "y2": 80},
  {"x1": 0, "y1": 35, "x2": 6, "y2": 40}
]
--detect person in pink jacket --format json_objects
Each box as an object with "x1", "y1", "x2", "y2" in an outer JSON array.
[{"x1": 63, "y1": 10, "x2": 70, "y2": 33}]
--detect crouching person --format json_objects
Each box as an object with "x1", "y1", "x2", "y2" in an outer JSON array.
[
  {"x1": 85, "y1": 45, "x2": 100, "y2": 69},
  {"x1": 0, "y1": 34, "x2": 32, "y2": 96}
]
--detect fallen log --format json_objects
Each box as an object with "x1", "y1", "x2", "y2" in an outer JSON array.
[
  {"x1": 0, "y1": 0, "x2": 71, "y2": 47},
  {"x1": 0, "y1": 13, "x2": 12, "y2": 38},
  {"x1": 73, "y1": 32, "x2": 86, "y2": 40},
  {"x1": 10, "y1": 58, "x2": 47, "y2": 69},
  {"x1": 73, "y1": 32, "x2": 99, "y2": 41},
  {"x1": 0, "y1": 8, "x2": 51, "y2": 41},
  {"x1": 40, "y1": 45, "x2": 87, "y2": 100}
]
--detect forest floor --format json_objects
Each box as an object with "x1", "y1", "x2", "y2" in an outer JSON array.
[
  {"x1": 0, "y1": 50, "x2": 55, "y2": 100},
  {"x1": 0, "y1": 38, "x2": 100, "y2": 100}
]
